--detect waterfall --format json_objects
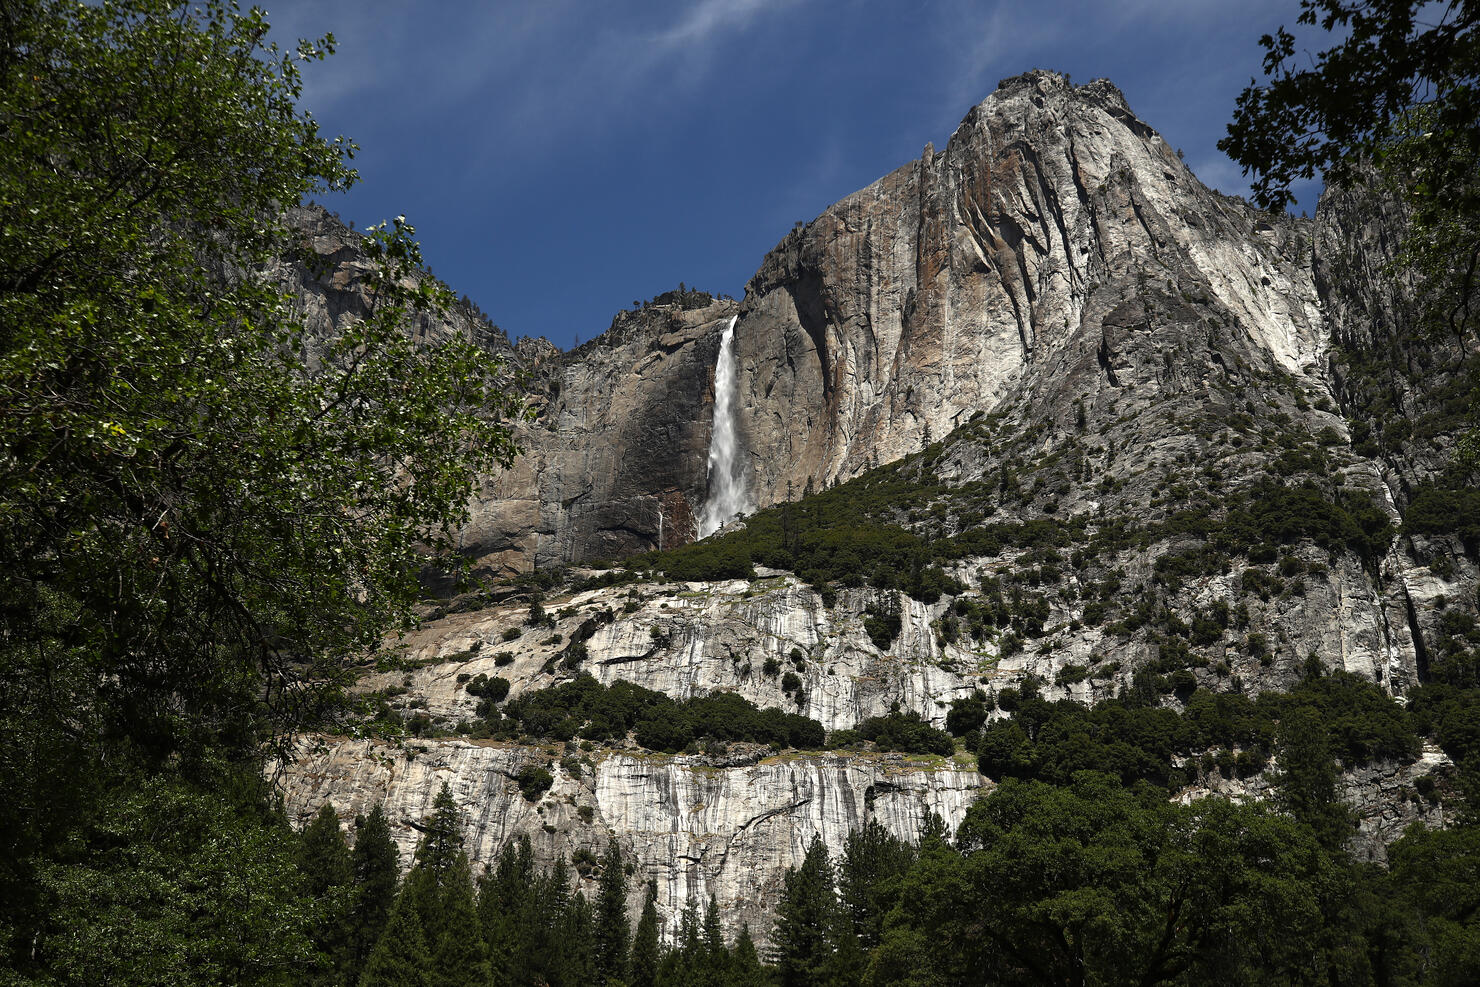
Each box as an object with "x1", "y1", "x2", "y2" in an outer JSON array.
[{"x1": 698, "y1": 316, "x2": 748, "y2": 538}]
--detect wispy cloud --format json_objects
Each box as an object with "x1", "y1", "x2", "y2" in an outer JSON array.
[
  {"x1": 268, "y1": 0, "x2": 803, "y2": 174},
  {"x1": 651, "y1": 0, "x2": 796, "y2": 51}
]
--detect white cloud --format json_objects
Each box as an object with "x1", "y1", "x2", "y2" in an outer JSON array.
[{"x1": 651, "y1": 0, "x2": 796, "y2": 52}]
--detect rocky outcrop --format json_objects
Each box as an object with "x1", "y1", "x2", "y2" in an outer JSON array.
[
  {"x1": 466, "y1": 300, "x2": 739, "y2": 573},
  {"x1": 280, "y1": 72, "x2": 1330, "y2": 576}
]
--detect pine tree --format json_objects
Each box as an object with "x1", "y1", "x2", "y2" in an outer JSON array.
[
  {"x1": 521, "y1": 856, "x2": 572, "y2": 986},
  {"x1": 349, "y1": 804, "x2": 400, "y2": 982},
  {"x1": 701, "y1": 894, "x2": 729, "y2": 987},
  {"x1": 729, "y1": 925, "x2": 767, "y2": 987},
  {"x1": 481, "y1": 836, "x2": 535, "y2": 986},
  {"x1": 414, "y1": 783, "x2": 465, "y2": 881},
  {"x1": 297, "y1": 803, "x2": 354, "y2": 983},
  {"x1": 1273, "y1": 706, "x2": 1355, "y2": 850},
  {"x1": 594, "y1": 838, "x2": 630, "y2": 984},
  {"x1": 358, "y1": 891, "x2": 432, "y2": 987},
  {"x1": 630, "y1": 880, "x2": 661, "y2": 987},
  {"x1": 770, "y1": 835, "x2": 838, "y2": 987},
  {"x1": 560, "y1": 889, "x2": 599, "y2": 986},
  {"x1": 837, "y1": 819, "x2": 915, "y2": 951},
  {"x1": 429, "y1": 853, "x2": 489, "y2": 987}
]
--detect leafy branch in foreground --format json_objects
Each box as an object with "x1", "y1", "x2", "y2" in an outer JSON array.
[{"x1": 0, "y1": 2, "x2": 524, "y2": 978}]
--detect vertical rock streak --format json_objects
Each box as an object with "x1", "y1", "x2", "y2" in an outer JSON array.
[{"x1": 699, "y1": 316, "x2": 747, "y2": 537}]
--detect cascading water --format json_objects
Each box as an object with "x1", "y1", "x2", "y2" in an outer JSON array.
[{"x1": 698, "y1": 315, "x2": 748, "y2": 538}]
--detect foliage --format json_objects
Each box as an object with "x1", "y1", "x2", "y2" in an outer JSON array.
[
  {"x1": 23, "y1": 771, "x2": 317, "y2": 986},
  {"x1": 0, "y1": 3, "x2": 524, "y2": 976},
  {"x1": 594, "y1": 838, "x2": 630, "y2": 985},
  {"x1": 348, "y1": 803, "x2": 401, "y2": 982},
  {"x1": 1223, "y1": 0, "x2": 1479, "y2": 454},
  {"x1": 977, "y1": 671, "x2": 1417, "y2": 793},
  {"x1": 498, "y1": 673, "x2": 825, "y2": 752},
  {"x1": 769, "y1": 835, "x2": 841, "y2": 985},
  {"x1": 854, "y1": 710, "x2": 955, "y2": 756},
  {"x1": 1221, "y1": 1, "x2": 1479, "y2": 214},
  {"x1": 516, "y1": 766, "x2": 555, "y2": 802},
  {"x1": 948, "y1": 773, "x2": 1334, "y2": 984}
]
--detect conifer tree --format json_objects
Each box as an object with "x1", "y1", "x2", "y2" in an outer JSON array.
[
  {"x1": 1273, "y1": 706, "x2": 1355, "y2": 850},
  {"x1": 358, "y1": 892, "x2": 432, "y2": 987},
  {"x1": 480, "y1": 836, "x2": 535, "y2": 986},
  {"x1": 521, "y1": 856, "x2": 572, "y2": 986},
  {"x1": 595, "y1": 838, "x2": 631, "y2": 984},
  {"x1": 561, "y1": 889, "x2": 599, "y2": 986},
  {"x1": 770, "y1": 835, "x2": 839, "y2": 986},
  {"x1": 297, "y1": 803, "x2": 354, "y2": 983},
  {"x1": 837, "y1": 819, "x2": 914, "y2": 951},
  {"x1": 349, "y1": 804, "x2": 400, "y2": 981},
  {"x1": 729, "y1": 925, "x2": 767, "y2": 987},
  {"x1": 630, "y1": 880, "x2": 662, "y2": 987},
  {"x1": 415, "y1": 783, "x2": 465, "y2": 881},
  {"x1": 701, "y1": 894, "x2": 729, "y2": 987},
  {"x1": 429, "y1": 853, "x2": 489, "y2": 987}
]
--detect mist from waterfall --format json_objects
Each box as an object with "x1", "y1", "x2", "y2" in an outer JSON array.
[{"x1": 698, "y1": 316, "x2": 748, "y2": 538}]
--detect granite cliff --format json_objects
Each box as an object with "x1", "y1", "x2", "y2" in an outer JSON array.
[{"x1": 278, "y1": 71, "x2": 1477, "y2": 936}]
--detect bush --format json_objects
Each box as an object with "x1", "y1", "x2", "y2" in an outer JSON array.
[
  {"x1": 501, "y1": 673, "x2": 825, "y2": 753},
  {"x1": 946, "y1": 690, "x2": 992, "y2": 736},
  {"x1": 517, "y1": 766, "x2": 554, "y2": 802}
]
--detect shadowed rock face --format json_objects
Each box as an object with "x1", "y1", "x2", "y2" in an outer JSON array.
[
  {"x1": 467, "y1": 299, "x2": 740, "y2": 573},
  {"x1": 277, "y1": 204, "x2": 741, "y2": 576}
]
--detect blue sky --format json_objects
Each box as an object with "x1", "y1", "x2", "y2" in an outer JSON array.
[{"x1": 268, "y1": 1, "x2": 1319, "y2": 350}]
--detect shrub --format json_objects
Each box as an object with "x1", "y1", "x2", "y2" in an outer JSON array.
[
  {"x1": 517, "y1": 766, "x2": 554, "y2": 802},
  {"x1": 946, "y1": 690, "x2": 992, "y2": 736}
]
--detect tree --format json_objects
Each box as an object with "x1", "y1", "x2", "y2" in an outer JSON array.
[
  {"x1": 26, "y1": 776, "x2": 318, "y2": 987},
  {"x1": 630, "y1": 881, "x2": 661, "y2": 987},
  {"x1": 349, "y1": 804, "x2": 401, "y2": 981},
  {"x1": 729, "y1": 925, "x2": 768, "y2": 987},
  {"x1": 769, "y1": 835, "x2": 839, "y2": 986},
  {"x1": 297, "y1": 804, "x2": 354, "y2": 983},
  {"x1": 594, "y1": 838, "x2": 630, "y2": 984},
  {"x1": 837, "y1": 820, "x2": 915, "y2": 952},
  {"x1": 359, "y1": 892, "x2": 432, "y2": 987},
  {"x1": 429, "y1": 854, "x2": 489, "y2": 987},
  {"x1": 948, "y1": 772, "x2": 1336, "y2": 985},
  {"x1": 1221, "y1": 1, "x2": 1479, "y2": 339},
  {"x1": 1272, "y1": 706, "x2": 1355, "y2": 850},
  {"x1": 0, "y1": 2, "x2": 523, "y2": 977}
]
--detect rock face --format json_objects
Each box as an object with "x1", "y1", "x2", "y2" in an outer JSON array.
[
  {"x1": 276, "y1": 71, "x2": 1477, "y2": 936},
  {"x1": 467, "y1": 300, "x2": 740, "y2": 573},
  {"x1": 732, "y1": 73, "x2": 1322, "y2": 505},
  {"x1": 283, "y1": 737, "x2": 980, "y2": 938},
  {"x1": 283, "y1": 729, "x2": 1441, "y2": 938},
  {"x1": 280, "y1": 71, "x2": 1325, "y2": 576},
  {"x1": 278, "y1": 204, "x2": 740, "y2": 576}
]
